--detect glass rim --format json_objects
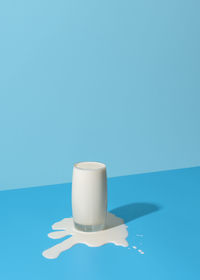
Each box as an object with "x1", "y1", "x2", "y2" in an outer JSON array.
[{"x1": 74, "y1": 161, "x2": 106, "y2": 171}]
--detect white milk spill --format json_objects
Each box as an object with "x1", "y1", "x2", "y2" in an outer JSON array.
[{"x1": 42, "y1": 212, "x2": 128, "y2": 259}]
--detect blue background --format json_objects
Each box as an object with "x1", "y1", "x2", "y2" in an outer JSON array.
[
  {"x1": 0, "y1": 0, "x2": 200, "y2": 190},
  {"x1": 1, "y1": 2, "x2": 200, "y2": 277},
  {"x1": 1, "y1": 167, "x2": 200, "y2": 279}
]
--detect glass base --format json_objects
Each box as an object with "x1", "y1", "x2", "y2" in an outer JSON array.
[{"x1": 74, "y1": 221, "x2": 105, "y2": 232}]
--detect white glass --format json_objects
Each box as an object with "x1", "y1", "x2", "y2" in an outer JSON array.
[{"x1": 72, "y1": 161, "x2": 107, "y2": 232}]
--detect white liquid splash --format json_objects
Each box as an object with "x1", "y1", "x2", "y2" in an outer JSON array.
[{"x1": 42, "y1": 212, "x2": 128, "y2": 259}]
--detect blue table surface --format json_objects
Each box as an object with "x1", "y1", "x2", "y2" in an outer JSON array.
[{"x1": 1, "y1": 167, "x2": 200, "y2": 280}]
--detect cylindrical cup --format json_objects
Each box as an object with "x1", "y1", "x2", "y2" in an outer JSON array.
[{"x1": 72, "y1": 161, "x2": 107, "y2": 232}]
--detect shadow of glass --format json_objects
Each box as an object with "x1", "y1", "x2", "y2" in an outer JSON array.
[{"x1": 109, "y1": 202, "x2": 161, "y2": 227}]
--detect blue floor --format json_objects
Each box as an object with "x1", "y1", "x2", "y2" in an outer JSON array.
[{"x1": 1, "y1": 167, "x2": 200, "y2": 279}]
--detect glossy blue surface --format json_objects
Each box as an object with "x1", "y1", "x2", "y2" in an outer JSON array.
[
  {"x1": 1, "y1": 0, "x2": 200, "y2": 190},
  {"x1": 1, "y1": 167, "x2": 200, "y2": 279}
]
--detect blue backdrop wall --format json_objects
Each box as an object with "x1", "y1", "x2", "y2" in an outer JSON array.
[{"x1": 0, "y1": 0, "x2": 200, "y2": 190}]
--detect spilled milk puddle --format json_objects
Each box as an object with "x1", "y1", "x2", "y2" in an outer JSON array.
[{"x1": 42, "y1": 212, "x2": 128, "y2": 259}]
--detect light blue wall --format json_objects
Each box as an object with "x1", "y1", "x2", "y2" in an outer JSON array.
[{"x1": 0, "y1": 0, "x2": 200, "y2": 190}]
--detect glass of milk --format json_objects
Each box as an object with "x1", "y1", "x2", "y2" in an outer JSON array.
[{"x1": 72, "y1": 161, "x2": 107, "y2": 232}]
